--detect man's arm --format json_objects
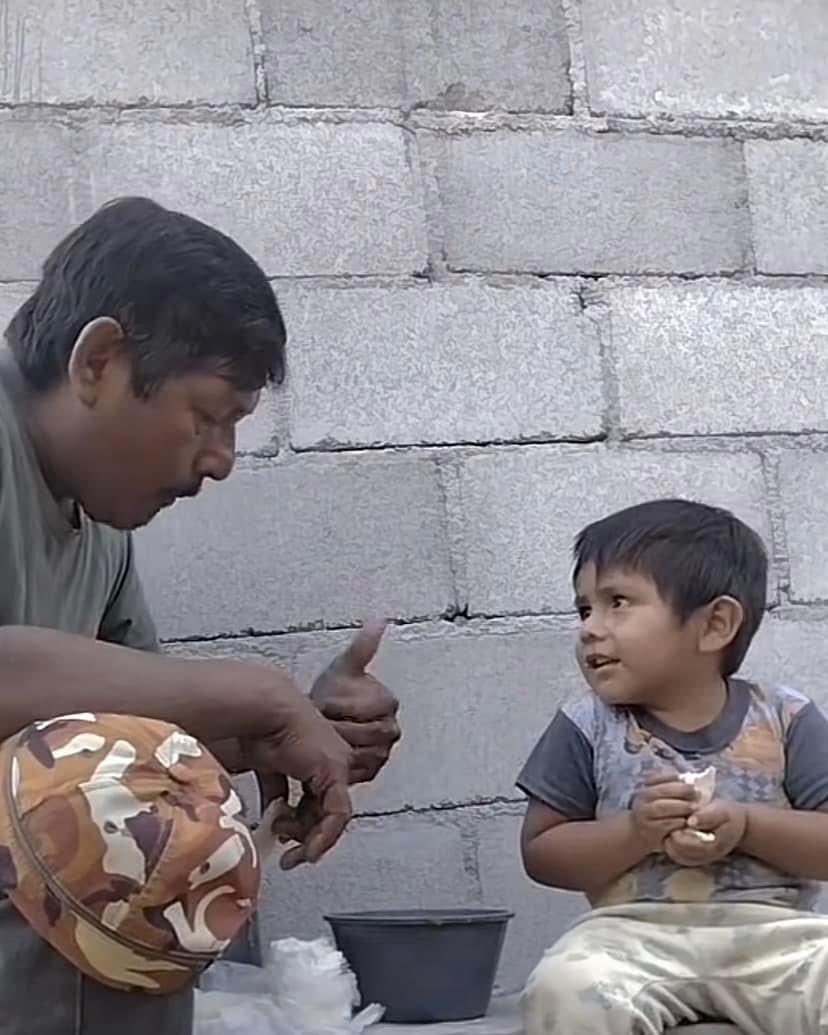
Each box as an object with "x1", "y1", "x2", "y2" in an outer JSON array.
[
  {"x1": 96, "y1": 537, "x2": 287, "y2": 774},
  {"x1": 739, "y1": 805, "x2": 828, "y2": 881},
  {"x1": 0, "y1": 624, "x2": 307, "y2": 743},
  {"x1": 99, "y1": 542, "x2": 400, "y2": 782},
  {"x1": 521, "y1": 800, "x2": 650, "y2": 895}
]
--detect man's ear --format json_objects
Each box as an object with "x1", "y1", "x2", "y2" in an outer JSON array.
[
  {"x1": 67, "y1": 318, "x2": 126, "y2": 406},
  {"x1": 698, "y1": 595, "x2": 744, "y2": 658}
]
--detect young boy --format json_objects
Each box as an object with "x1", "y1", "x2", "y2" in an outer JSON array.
[{"x1": 517, "y1": 498, "x2": 828, "y2": 1035}]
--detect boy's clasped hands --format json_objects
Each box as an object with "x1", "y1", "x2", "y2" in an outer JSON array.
[{"x1": 632, "y1": 771, "x2": 748, "y2": 866}]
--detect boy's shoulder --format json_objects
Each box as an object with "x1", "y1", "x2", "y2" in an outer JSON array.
[
  {"x1": 737, "y1": 677, "x2": 814, "y2": 732},
  {"x1": 559, "y1": 693, "x2": 625, "y2": 747}
]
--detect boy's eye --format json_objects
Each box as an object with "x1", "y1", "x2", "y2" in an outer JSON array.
[
  {"x1": 577, "y1": 605, "x2": 591, "y2": 620},
  {"x1": 611, "y1": 595, "x2": 629, "y2": 608}
]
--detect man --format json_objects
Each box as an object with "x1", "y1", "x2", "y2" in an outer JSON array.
[{"x1": 0, "y1": 196, "x2": 400, "y2": 1034}]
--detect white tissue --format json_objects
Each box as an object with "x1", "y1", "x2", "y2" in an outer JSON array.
[{"x1": 678, "y1": 767, "x2": 717, "y2": 843}]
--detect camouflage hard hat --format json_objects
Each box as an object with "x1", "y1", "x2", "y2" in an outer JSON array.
[{"x1": 0, "y1": 712, "x2": 261, "y2": 994}]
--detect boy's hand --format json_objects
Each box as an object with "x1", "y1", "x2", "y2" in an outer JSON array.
[
  {"x1": 664, "y1": 800, "x2": 747, "y2": 867},
  {"x1": 631, "y1": 771, "x2": 698, "y2": 853}
]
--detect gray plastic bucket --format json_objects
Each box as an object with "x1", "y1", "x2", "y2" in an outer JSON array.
[{"x1": 325, "y1": 908, "x2": 513, "y2": 1024}]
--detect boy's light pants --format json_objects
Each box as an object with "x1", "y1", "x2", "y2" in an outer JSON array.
[{"x1": 523, "y1": 902, "x2": 828, "y2": 1035}]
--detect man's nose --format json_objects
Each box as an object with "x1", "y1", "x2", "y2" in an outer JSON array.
[{"x1": 198, "y1": 430, "x2": 236, "y2": 483}]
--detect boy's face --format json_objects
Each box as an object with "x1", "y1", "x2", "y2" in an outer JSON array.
[{"x1": 574, "y1": 563, "x2": 699, "y2": 706}]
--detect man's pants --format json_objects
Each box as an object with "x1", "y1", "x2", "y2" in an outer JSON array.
[
  {"x1": 0, "y1": 898, "x2": 193, "y2": 1035},
  {"x1": 523, "y1": 902, "x2": 828, "y2": 1035}
]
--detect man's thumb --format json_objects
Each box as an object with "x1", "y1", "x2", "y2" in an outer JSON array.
[{"x1": 341, "y1": 621, "x2": 387, "y2": 673}]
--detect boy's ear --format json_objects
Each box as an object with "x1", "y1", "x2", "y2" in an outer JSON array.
[{"x1": 698, "y1": 596, "x2": 744, "y2": 658}]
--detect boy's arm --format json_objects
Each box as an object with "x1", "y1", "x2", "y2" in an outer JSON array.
[
  {"x1": 738, "y1": 698, "x2": 828, "y2": 881},
  {"x1": 739, "y1": 805, "x2": 828, "y2": 881},
  {"x1": 521, "y1": 800, "x2": 651, "y2": 895},
  {"x1": 517, "y1": 705, "x2": 649, "y2": 895}
]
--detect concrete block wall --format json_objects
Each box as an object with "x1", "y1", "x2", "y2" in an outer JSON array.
[{"x1": 2, "y1": 0, "x2": 827, "y2": 993}]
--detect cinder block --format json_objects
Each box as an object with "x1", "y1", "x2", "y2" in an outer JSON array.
[
  {"x1": 743, "y1": 617, "x2": 828, "y2": 711},
  {"x1": 459, "y1": 446, "x2": 772, "y2": 615},
  {"x1": 260, "y1": 0, "x2": 569, "y2": 112},
  {"x1": 436, "y1": 130, "x2": 750, "y2": 275},
  {"x1": 747, "y1": 141, "x2": 828, "y2": 275},
  {"x1": 284, "y1": 280, "x2": 602, "y2": 449},
  {"x1": 83, "y1": 118, "x2": 428, "y2": 277},
  {"x1": 0, "y1": 118, "x2": 83, "y2": 279},
  {"x1": 778, "y1": 453, "x2": 828, "y2": 604},
  {"x1": 0, "y1": 0, "x2": 255, "y2": 105},
  {"x1": 135, "y1": 455, "x2": 453, "y2": 639},
  {"x1": 258, "y1": 813, "x2": 477, "y2": 945},
  {"x1": 581, "y1": 0, "x2": 828, "y2": 121},
  {"x1": 236, "y1": 388, "x2": 283, "y2": 456},
  {"x1": 611, "y1": 282, "x2": 828, "y2": 436},
  {"x1": 475, "y1": 808, "x2": 586, "y2": 993}
]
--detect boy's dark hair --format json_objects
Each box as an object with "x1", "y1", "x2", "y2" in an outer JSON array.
[
  {"x1": 573, "y1": 498, "x2": 767, "y2": 676},
  {"x1": 4, "y1": 197, "x2": 286, "y2": 397}
]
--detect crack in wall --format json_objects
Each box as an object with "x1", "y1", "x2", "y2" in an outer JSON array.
[
  {"x1": 355, "y1": 795, "x2": 525, "y2": 821},
  {"x1": 243, "y1": 0, "x2": 268, "y2": 106}
]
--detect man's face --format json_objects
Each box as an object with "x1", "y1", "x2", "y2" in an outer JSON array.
[
  {"x1": 72, "y1": 355, "x2": 258, "y2": 530},
  {"x1": 573, "y1": 563, "x2": 699, "y2": 707}
]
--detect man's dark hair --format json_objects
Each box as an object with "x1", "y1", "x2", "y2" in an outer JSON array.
[
  {"x1": 573, "y1": 498, "x2": 768, "y2": 676},
  {"x1": 4, "y1": 197, "x2": 286, "y2": 396}
]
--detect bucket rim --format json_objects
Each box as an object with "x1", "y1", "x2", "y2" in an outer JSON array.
[{"x1": 324, "y1": 908, "x2": 514, "y2": 927}]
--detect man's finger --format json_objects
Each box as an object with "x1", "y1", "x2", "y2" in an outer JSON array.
[
  {"x1": 339, "y1": 622, "x2": 387, "y2": 675},
  {"x1": 304, "y1": 808, "x2": 350, "y2": 863},
  {"x1": 298, "y1": 782, "x2": 352, "y2": 861},
  {"x1": 322, "y1": 691, "x2": 399, "y2": 724},
  {"x1": 257, "y1": 771, "x2": 289, "y2": 808},
  {"x1": 331, "y1": 718, "x2": 399, "y2": 748},
  {"x1": 279, "y1": 844, "x2": 308, "y2": 871}
]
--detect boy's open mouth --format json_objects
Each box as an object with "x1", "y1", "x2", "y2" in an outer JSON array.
[{"x1": 586, "y1": 654, "x2": 619, "y2": 671}]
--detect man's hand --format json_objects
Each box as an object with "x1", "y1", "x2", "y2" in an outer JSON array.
[
  {"x1": 310, "y1": 622, "x2": 400, "y2": 784},
  {"x1": 241, "y1": 699, "x2": 354, "y2": 868},
  {"x1": 664, "y1": 800, "x2": 747, "y2": 867},
  {"x1": 630, "y1": 772, "x2": 698, "y2": 853}
]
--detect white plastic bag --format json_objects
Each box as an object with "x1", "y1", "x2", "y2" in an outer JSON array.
[{"x1": 194, "y1": 938, "x2": 384, "y2": 1035}]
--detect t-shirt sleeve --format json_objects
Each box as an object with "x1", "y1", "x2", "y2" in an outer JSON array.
[
  {"x1": 97, "y1": 534, "x2": 160, "y2": 652},
  {"x1": 516, "y1": 709, "x2": 597, "y2": 820},
  {"x1": 784, "y1": 700, "x2": 828, "y2": 810}
]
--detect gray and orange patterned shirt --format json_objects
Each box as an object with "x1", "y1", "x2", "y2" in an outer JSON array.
[{"x1": 518, "y1": 679, "x2": 828, "y2": 910}]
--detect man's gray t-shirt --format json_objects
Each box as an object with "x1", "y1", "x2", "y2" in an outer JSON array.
[
  {"x1": 0, "y1": 357, "x2": 193, "y2": 1034},
  {"x1": 518, "y1": 678, "x2": 828, "y2": 911},
  {"x1": 0, "y1": 356, "x2": 157, "y2": 649}
]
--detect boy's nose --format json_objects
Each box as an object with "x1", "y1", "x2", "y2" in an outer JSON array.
[{"x1": 579, "y1": 613, "x2": 604, "y2": 642}]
